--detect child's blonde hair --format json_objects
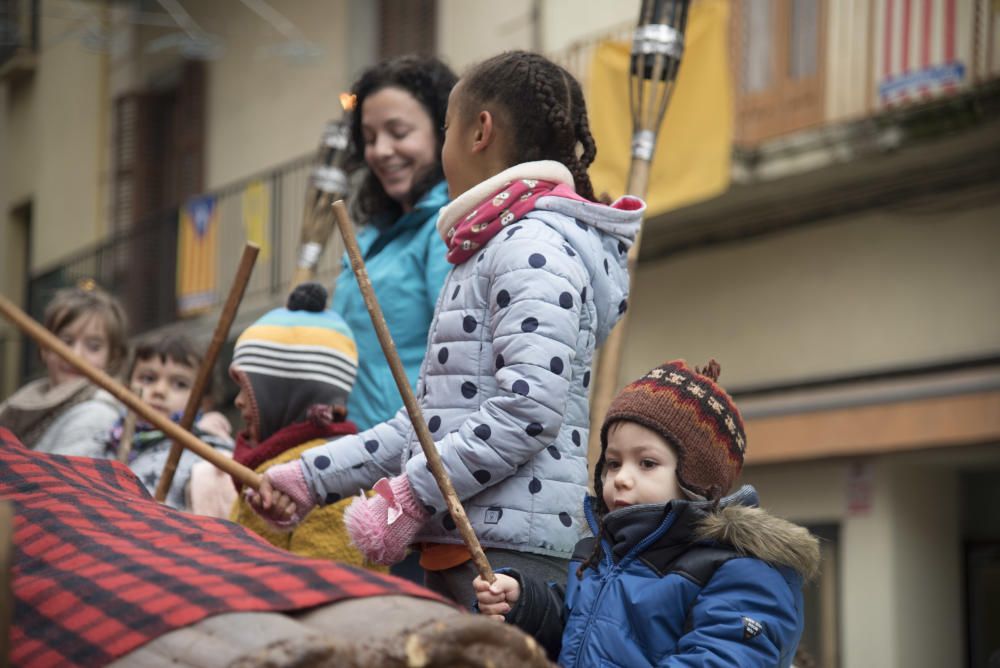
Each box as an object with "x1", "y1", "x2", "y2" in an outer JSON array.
[
  {"x1": 43, "y1": 284, "x2": 128, "y2": 375},
  {"x1": 457, "y1": 50, "x2": 597, "y2": 201}
]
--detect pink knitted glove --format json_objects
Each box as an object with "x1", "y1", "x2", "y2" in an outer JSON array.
[
  {"x1": 245, "y1": 460, "x2": 316, "y2": 530},
  {"x1": 344, "y1": 475, "x2": 429, "y2": 566}
]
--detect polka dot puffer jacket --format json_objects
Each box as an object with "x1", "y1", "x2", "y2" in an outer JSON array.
[{"x1": 301, "y1": 162, "x2": 644, "y2": 559}]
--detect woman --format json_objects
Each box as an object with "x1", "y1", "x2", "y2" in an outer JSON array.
[{"x1": 333, "y1": 55, "x2": 457, "y2": 432}]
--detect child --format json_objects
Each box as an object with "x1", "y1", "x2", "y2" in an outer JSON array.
[
  {"x1": 106, "y1": 333, "x2": 233, "y2": 510},
  {"x1": 247, "y1": 50, "x2": 644, "y2": 605},
  {"x1": 473, "y1": 360, "x2": 821, "y2": 667},
  {"x1": 228, "y1": 283, "x2": 383, "y2": 569},
  {"x1": 0, "y1": 283, "x2": 127, "y2": 457}
]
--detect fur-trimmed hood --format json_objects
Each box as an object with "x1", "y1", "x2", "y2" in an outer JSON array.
[
  {"x1": 694, "y1": 493, "x2": 821, "y2": 581},
  {"x1": 591, "y1": 485, "x2": 821, "y2": 581}
]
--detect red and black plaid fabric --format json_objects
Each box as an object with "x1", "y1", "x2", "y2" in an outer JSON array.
[{"x1": 0, "y1": 428, "x2": 445, "y2": 667}]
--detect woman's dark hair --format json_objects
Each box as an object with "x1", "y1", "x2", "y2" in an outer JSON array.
[
  {"x1": 347, "y1": 55, "x2": 457, "y2": 222},
  {"x1": 458, "y1": 50, "x2": 597, "y2": 201}
]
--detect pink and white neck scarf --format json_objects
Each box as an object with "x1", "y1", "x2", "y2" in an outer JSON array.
[{"x1": 445, "y1": 178, "x2": 559, "y2": 264}]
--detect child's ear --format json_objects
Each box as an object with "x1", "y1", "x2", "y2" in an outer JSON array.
[{"x1": 472, "y1": 110, "x2": 496, "y2": 154}]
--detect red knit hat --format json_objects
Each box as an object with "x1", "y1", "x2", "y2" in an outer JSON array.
[{"x1": 597, "y1": 359, "x2": 747, "y2": 506}]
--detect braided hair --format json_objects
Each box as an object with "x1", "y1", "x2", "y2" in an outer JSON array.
[
  {"x1": 458, "y1": 51, "x2": 597, "y2": 201},
  {"x1": 348, "y1": 55, "x2": 457, "y2": 222}
]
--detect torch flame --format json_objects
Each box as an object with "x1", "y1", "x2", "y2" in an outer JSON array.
[{"x1": 339, "y1": 92, "x2": 357, "y2": 111}]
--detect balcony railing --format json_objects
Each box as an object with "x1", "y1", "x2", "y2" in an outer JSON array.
[
  {"x1": 550, "y1": 0, "x2": 1000, "y2": 148},
  {"x1": 23, "y1": 153, "x2": 348, "y2": 378}
]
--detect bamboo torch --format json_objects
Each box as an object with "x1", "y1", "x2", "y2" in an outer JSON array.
[
  {"x1": 0, "y1": 294, "x2": 261, "y2": 490},
  {"x1": 588, "y1": 0, "x2": 691, "y2": 462},
  {"x1": 154, "y1": 242, "x2": 259, "y2": 502},
  {"x1": 288, "y1": 93, "x2": 354, "y2": 290},
  {"x1": 330, "y1": 201, "x2": 495, "y2": 584}
]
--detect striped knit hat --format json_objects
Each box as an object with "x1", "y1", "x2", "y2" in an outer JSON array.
[
  {"x1": 597, "y1": 359, "x2": 747, "y2": 507},
  {"x1": 230, "y1": 283, "x2": 357, "y2": 442}
]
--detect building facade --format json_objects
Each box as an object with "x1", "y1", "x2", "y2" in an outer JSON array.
[{"x1": 2, "y1": 1, "x2": 999, "y2": 665}]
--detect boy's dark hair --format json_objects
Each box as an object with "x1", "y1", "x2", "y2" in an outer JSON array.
[
  {"x1": 129, "y1": 333, "x2": 212, "y2": 401},
  {"x1": 44, "y1": 283, "x2": 129, "y2": 376},
  {"x1": 347, "y1": 54, "x2": 457, "y2": 222},
  {"x1": 458, "y1": 50, "x2": 597, "y2": 201}
]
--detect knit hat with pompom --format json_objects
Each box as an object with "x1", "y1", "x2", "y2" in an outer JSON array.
[
  {"x1": 597, "y1": 359, "x2": 747, "y2": 507},
  {"x1": 230, "y1": 283, "x2": 357, "y2": 442}
]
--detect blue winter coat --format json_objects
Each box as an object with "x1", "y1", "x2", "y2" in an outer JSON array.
[
  {"x1": 331, "y1": 182, "x2": 451, "y2": 430},
  {"x1": 501, "y1": 486, "x2": 819, "y2": 667},
  {"x1": 302, "y1": 162, "x2": 643, "y2": 558}
]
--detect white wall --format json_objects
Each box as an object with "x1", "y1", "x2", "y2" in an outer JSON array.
[
  {"x1": 437, "y1": 0, "x2": 639, "y2": 73},
  {"x1": 744, "y1": 458, "x2": 964, "y2": 668},
  {"x1": 190, "y1": 0, "x2": 354, "y2": 189},
  {"x1": 626, "y1": 199, "x2": 1000, "y2": 390},
  {"x1": 2, "y1": 3, "x2": 106, "y2": 270},
  {"x1": 437, "y1": 0, "x2": 534, "y2": 72}
]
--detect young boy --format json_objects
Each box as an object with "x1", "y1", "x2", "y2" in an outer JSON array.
[
  {"x1": 227, "y1": 283, "x2": 382, "y2": 569},
  {"x1": 106, "y1": 334, "x2": 233, "y2": 510},
  {"x1": 474, "y1": 360, "x2": 820, "y2": 667}
]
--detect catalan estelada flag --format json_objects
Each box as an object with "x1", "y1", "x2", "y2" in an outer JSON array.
[{"x1": 176, "y1": 195, "x2": 219, "y2": 317}]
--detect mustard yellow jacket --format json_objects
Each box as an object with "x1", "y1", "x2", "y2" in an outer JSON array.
[{"x1": 230, "y1": 437, "x2": 386, "y2": 572}]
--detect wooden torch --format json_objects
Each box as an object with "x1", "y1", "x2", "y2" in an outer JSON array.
[
  {"x1": 588, "y1": 0, "x2": 691, "y2": 461},
  {"x1": 288, "y1": 93, "x2": 354, "y2": 290}
]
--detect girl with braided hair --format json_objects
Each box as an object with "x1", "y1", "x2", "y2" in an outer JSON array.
[{"x1": 247, "y1": 50, "x2": 644, "y2": 606}]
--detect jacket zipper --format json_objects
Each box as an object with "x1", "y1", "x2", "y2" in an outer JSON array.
[{"x1": 572, "y1": 503, "x2": 678, "y2": 668}]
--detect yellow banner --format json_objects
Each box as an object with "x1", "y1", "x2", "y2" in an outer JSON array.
[
  {"x1": 587, "y1": 0, "x2": 733, "y2": 216},
  {"x1": 242, "y1": 179, "x2": 271, "y2": 261},
  {"x1": 176, "y1": 195, "x2": 219, "y2": 317}
]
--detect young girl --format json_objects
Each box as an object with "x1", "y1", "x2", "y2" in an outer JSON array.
[
  {"x1": 474, "y1": 361, "x2": 819, "y2": 666},
  {"x1": 0, "y1": 284, "x2": 127, "y2": 457},
  {"x1": 248, "y1": 50, "x2": 644, "y2": 606}
]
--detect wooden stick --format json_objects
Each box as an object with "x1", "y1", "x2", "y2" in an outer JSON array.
[
  {"x1": 155, "y1": 243, "x2": 259, "y2": 502},
  {"x1": 331, "y1": 201, "x2": 495, "y2": 583},
  {"x1": 0, "y1": 500, "x2": 12, "y2": 668},
  {"x1": 117, "y1": 388, "x2": 141, "y2": 464},
  {"x1": 0, "y1": 295, "x2": 261, "y2": 490}
]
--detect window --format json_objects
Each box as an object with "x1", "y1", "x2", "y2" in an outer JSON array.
[
  {"x1": 732, "y1": 0, "x2": 826, "y2": 145},
  {"x1": 378, "y1": 0, "x2": 436, "y2": 60}
]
